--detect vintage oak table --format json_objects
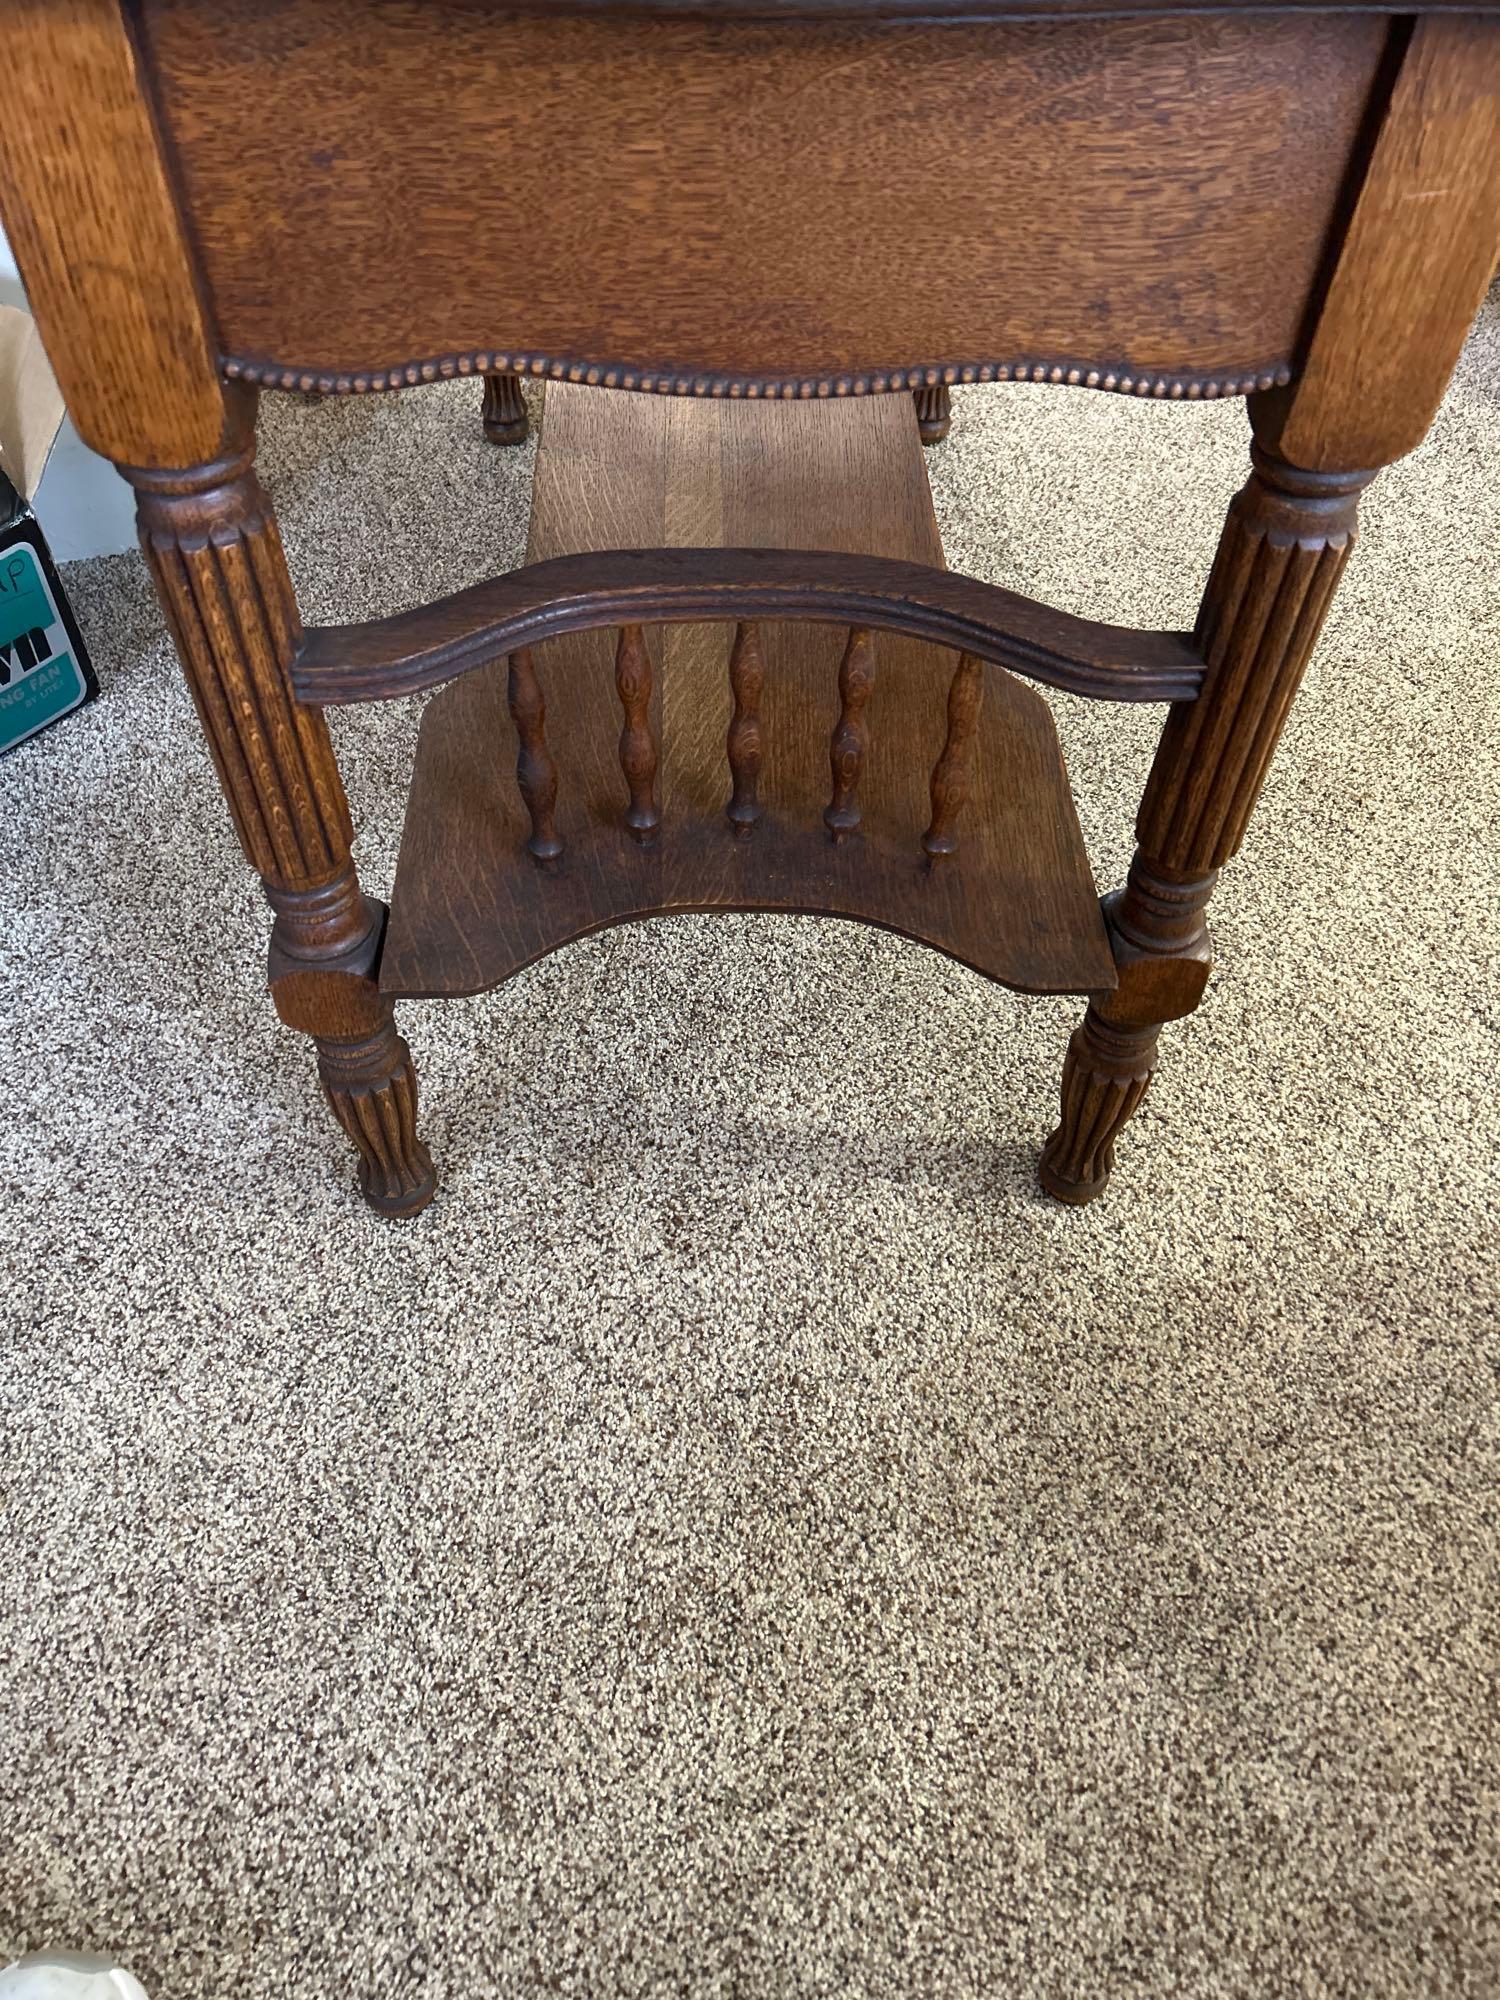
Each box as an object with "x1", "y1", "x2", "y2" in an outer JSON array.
[{"x1": 1, "y1": 2, "x2": 1496, "y2": 1217}]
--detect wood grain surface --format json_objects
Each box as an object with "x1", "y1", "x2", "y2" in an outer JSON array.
[
  {"x1": 380, "y1": 387, "x2": 1115, "y2": 998},
  {"x1": 138, "y1": 3, "x2": 1387, "y2": 395},
  {"x1": 0, "y1": 0, "x2": 225, "y2": 466},
  {"x1": 1272, "y1": 14, "x2": 1500, "y2": 470},
  {"x1": 437, "y1": 0, "x2": 1500, "y2": 13}
]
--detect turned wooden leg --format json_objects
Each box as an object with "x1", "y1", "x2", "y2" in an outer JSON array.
[
  {"x1": 128, "y1": 389, "x2": 437, "y2": 1217},
  {"x1": 1041, "y1": 420, "x2": 1374, "y2": 1203},
  {"x1": 481, "y1": 370, "x2": 530, "y2": 446},
  {"x1": 912, "y1": 382, "x2": 952, "y2": 446}
]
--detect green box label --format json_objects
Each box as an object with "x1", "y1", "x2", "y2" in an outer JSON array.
[{"x1": 0, "y1": 541, "x2": 88, "y2": 753}]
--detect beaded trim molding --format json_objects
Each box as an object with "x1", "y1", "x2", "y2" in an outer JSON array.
[{"x1": 223, "y1": 350, "x2": 1294, "y2": 402}]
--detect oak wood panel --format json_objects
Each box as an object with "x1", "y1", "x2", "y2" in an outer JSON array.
[
  {"x1": 475, "y1": 0, "x2": 1500, "y2": 13},
  {"x1": 138, "y1": 2, "x2": 1389, "y2": 395},
  {"x1": 1271, "y1": 14, "x2": 1500, "y2": 471},
  {"x1": 380, "y1": 387, "x2": 1115, "y2": 999},
  {"x1": 292, "y1": 547, "x2": 1204, "y2": 707},
  {"x1": 0, "y1": 0, "x2": 225, "y2": 466}
]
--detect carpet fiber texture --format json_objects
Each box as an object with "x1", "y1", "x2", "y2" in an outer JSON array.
[{"x1": 2, "y1": 299, "x2": 1498, "y2": 2000}]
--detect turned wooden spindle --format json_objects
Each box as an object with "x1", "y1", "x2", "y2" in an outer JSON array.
[
  {"x1": 726, "y1": 620, "x2": 766, "y2": 837},
  {"x1": 506, "y1": 647, "x2": 562, "y2": 864},
  {"x1": 922, "y1": 651, "x2": 983, "y2": 864},
  {"x1": 824, "y1": 626, "x2": 875, "y2": 843},
  {"x1": 614, "y1": 622, "x2": 660, "y2": 843}
]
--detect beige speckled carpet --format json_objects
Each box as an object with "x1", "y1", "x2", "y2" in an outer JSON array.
[{"x1": 3, "y1": 297, "x2": 1498, "y2": 2000}]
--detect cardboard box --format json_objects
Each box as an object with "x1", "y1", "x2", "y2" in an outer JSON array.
[{"x1": 0, "y1": 304, "x2": 97, "y2": 755}]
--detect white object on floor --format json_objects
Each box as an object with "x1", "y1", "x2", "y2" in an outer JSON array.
[
  {"x1": 0, "y1": 1953, "x2": 149, "y2": 2000},
  {"x1": 0, "y1": 224, "x2": 143, "y2": 562},
  {"x1": 30, "y1": 419, "x2": 138, "y2": 564}
]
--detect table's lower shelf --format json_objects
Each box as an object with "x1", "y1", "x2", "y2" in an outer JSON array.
[{"x1": 381, "y1": 386, "x2": 1115, "y2": 1000}]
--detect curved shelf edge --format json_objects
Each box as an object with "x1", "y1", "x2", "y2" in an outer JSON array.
[
  {"x1": 379, "y1": 607, "x2": 1122, "y2": 1002},
  {"x1": 379, "y1": 894, "x2": 1117, "y2": 1004},
  {"x1": 294, "y1": 547, "x2": 1205, "y2": 708}
]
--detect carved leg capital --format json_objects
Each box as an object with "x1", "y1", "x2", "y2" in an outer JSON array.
[
  {"x1": 266, "y1": 869, "x2": 389, "y2": 1031},
  {"x1": 1104, "y1": 857, "x2": 1217, "y2": 1027}
]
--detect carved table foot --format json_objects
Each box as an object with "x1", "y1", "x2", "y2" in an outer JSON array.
[
  {"x1": 912, "y1": 382, "x2": 952, "y2": 445},
  {"x1": 1039, "y1": 1007, "x2": 1160, "y2": 1204},
  {"x1": 481, "y1": 370, "x2": 530, "y2": 446},
  {"x1": 317, "y1": 1021, "x2": 437, "y2": 1217},
  {"x1": 266, "y1": 873, "x2": 439, "y2": 1219},
  {"x1": 1038, "y1": 857, "x2": 1214, "y2": 1204}
]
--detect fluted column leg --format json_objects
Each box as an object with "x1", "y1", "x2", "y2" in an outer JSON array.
[
  {"x1": 1040, "y1": 425, "x2": 1373, "y2": 1203},
  {"x1": 127, "y1": 389, "x2": 436, "y2": 1217}
]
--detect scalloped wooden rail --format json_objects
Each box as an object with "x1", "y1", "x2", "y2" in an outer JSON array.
[{"x1": 292, "y1": 547, "x2": 1204, "y2": 708}]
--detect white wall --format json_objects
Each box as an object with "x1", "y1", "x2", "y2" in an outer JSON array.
[{"x1": 0, "y1": 227, "x2": 140, "y2": 562}]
